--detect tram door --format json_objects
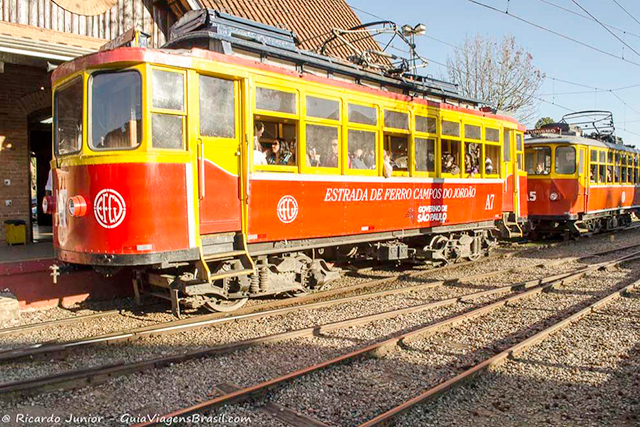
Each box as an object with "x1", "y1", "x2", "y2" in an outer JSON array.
[
  {"x1": 503, "y1": 129, "x2": 518, "y2": 216},
  {"x1": 579, "y1": 147, "x2": 588, "y2": 212},
  {"x1": 514, "y1": 132, "x2": 526, "y2": 218},
  {"x1": 194, "y1": 73, "x2": 243, "y2": 235}
]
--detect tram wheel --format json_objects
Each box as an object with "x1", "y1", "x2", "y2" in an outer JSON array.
[{"x1": 203, "y1": 297, "x2": 248, "y2": 313}]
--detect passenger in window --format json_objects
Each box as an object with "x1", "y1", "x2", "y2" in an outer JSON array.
[
  {"x1": 324, "y1": 138, "x2": 339, "y2": 168},
  {"x1": 266, "y1": 139, "x2": 293, "y2": 165},
  {"x1": 443, "y1": 153, "x2": 460, "y2": 175},
  {"x1": 364, "y1": 148, "x2": 376, "y2": 169},
  {"x1": 383, "y1": 150, "x2": 393, "y2": 178},
  {"x1": 465, "y1": 153, "x2": 478, "y2": 177},
  {"x1": 254, "y1": 122, "x2": 267, "y2": 165},
  {"x1": 485, "y1": 158, "x2": 494, "y2": 174},
  {"x1": 350, "y1": 148, "x2": 367, "y2": 169},
  {"x1": 307, "y1": 146, "x2": 321, "y2": 167},
  {"x1": 535, "y1": 163, "x2": 545, "y2": 174}
]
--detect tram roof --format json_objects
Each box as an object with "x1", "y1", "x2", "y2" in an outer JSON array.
[
  {"x1": 162, "y1": 9, "x2": 483, "y2": 106},
  {"x1": 525, "y1": 134, "x2": 639, "y2": 154}
]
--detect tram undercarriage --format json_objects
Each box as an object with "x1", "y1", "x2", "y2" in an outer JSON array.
[
  {"x1": 527, "y1": 211, "x2": 635, "y2": 239},
  {"x1": 135, "y1": 225, "x2": 498, "y2": 316}
]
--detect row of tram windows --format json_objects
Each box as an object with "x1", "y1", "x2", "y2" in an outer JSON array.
[
  {"x1": 525, "y1": 145, "x2": 640, "y2": 184},
  {"x1": 251, "y1": 86, "x2": 515, "y2": 177},
  {"x1": 590, "y1": 149, "x2": 639, "y2": 184},
  {"x1": 525, "y1": 146, "x2": 576, "y2": 176}
]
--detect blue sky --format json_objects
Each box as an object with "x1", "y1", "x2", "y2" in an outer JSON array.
[{"x1": 347, "y1": 0, "x2": 640, "y2": 143}]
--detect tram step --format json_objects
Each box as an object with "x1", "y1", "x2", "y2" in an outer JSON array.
[
  {"x1": 204, "y1": 250, "x2": 248, "y2": 260},
  {"x1": 209, "y1": 268, "x2": 254, "y2": 281}
]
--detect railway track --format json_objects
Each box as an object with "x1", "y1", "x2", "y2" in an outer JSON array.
[
  {"x1": 131, "y1": 250, "x2": 640, "y2": 427},
  {"x1": 1, "y1": 242, "x2": 637, "y2": 364},
  {"x1": 0, "y1": 245, "x2": 638, "y2": 401},
  {"x1": 1, "y1": 225, "x2": 635, "y2": 342}
]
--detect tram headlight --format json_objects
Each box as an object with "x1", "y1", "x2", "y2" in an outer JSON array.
[
  {"x1": 549, "y1": 192, "x2": 559, "y2": 201},
  {"x1": 42, "y1": 196, "x2": 55, "y2": 215},
  {"x1": 68, "y1": 196, "x2": 87, "y2": 217}
]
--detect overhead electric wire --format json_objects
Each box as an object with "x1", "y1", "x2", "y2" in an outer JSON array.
[
  {"x1": 537, "y1": 0, "x2": 640, "y2": 40},
  {"x1": 569, "y1": 0, "x2": 640, "y2": 59},
  {"x1": 611, "y1": 0, "x2": 640, "y2": 28},
  {"x1": 348, "y1": 2, "x2": 640, "y2": 137},
  {"x1": 465, "y1": 0, "x2": 640, "y2": 68}
]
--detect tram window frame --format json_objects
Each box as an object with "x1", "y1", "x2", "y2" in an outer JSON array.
[
  {"x1": 503, "y1": 129, "x2": 512, "y2": 163},
  {"x1": 525, "y1": 146, "x2": 551, "y2": 175},
  {"x1": 253, "y1": 84, "x2": 300, "y2": 173},
  {"x1": 516, "y1": 133, "x2": 524, "y2": 172},
  {"x1": 302, "y1": 93, "x2": 342, "y2": 174},
  {"x1": 88, "y1": 69, "x2": 144, "y2": 152},
  {"x1": 149, "y1": 68, "x2": 186, "y2": 151},
  {"x1": 345, "y1": 101, "x2": 378, "y2": 177},
  {"x1": 635, "y1": 155, "x2": 639, "y2": 184},
  {"x1": 555, "y1": 146, "x2": 576, "y2": 175},
  {"x1": 463, "y1": 122, "x2": 482, "y2": 178},
  {"x1": 199, "y1": 74, "x2": 236, "y2": 140},
  {"x1": 414, "y1": 113, "x2": 438, "y2": 177},
  {"x1": 383, "y1": 108, "x2": 411, "y2": 176},
  {"x1": 590, "y1": 149, "x2": 599, "y2": 183},
  {"x1": 54, "y1": 76, "x2": 84, "y2": 156},
  {"x1": 606, "y1": 150, "x2": 614, "y2": 183}
]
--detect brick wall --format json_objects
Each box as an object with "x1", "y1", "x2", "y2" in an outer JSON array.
[{"x1": 0, "y1": 63, "x2": 50, "y2": 242}]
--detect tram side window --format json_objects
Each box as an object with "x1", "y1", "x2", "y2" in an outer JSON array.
[
  {"x1": 503, "y1": 129, "x2": 512, "y2": 162},
  {"x1": 254, "y1": 87, "x2": 298, "y2": 167},
  {"x1": 615, "y1": 152, "x2": 621, "y2": 183},
  {"x1": 200, "y1": 75, "x2": 235, "y2": 138},
  {"x1": 384, "y1": 135, "x2": 409, "y2": 172},
  {"x1": 516, "y1": 133, "x2": 524, "y2": 171},
  {"x1": 90, "y1": 71, "x2": 143, "y2": 151},
  {"x1": 465, "y1": 142, "x2": 481, "y2": 177},
  {"x1": 622, "y1": 154, "x2": 628, "y2": 183},
  {"x1": 415, "y1": 138, "x2": 436, "y2": 172},
  {"x1": 463, "y1": 124, "x2": 481, "y2": 178},
  {"x1": 606, "y1": 151, "x2": 614, "y2": 183},
  {"x1": 441, "y1": 139, "x2": 461, "y2": 175},
  {"x1": 627, "y1": 155, "x2": 634, "y2": 184},
  {"x1": 525, "y1": 147, "x2": 551, "y2": 175},
  {"x1": 55, "y1": 77, "x2": 83, "y2": 155},
  {"x1": 635, "y1": 156, "x2": 639, "y2": 184},
  {"x1": 151, "y1": 70, "x2": 184, "y2": 149},
  {"x1": 348, "y1": 130, "x2": 376, "y2": 170},
  {"x1": 256, "y1": 120, "x2": 297, "y2": 166},
  {"x1": 590, "y1": 150, "x2": 598, "y2": 183},
  {"x1": 555, "y1": 146, "x2": 576, "y2": 175},
  {"x1": 485, "y1": 145, "x2": 500, "y2": 175},
  {"x1": 307, "y1": 124, "x2": 339, "y2": 168}
]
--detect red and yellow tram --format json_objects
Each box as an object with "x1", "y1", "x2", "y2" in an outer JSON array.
[
  {"x1": 525, "y1": 112, "x2": 640, "y2": 237},
  {"x1": 47, "y1": 10, "x2": 526, "y2": 313}
]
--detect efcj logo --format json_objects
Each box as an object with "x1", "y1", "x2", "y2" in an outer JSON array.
[
  {"x1": 94, "y1": 189, "x2": 127, "y2": 229},
  {"x1": 277, "y1": 195, "x2": 298, "y2": 223}
]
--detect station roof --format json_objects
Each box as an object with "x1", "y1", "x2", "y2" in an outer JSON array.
[{"x1": 197, "y1": 0, "x2": 382, "y2": 60}]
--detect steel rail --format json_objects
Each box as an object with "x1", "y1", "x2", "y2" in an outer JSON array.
[
  {"x1": 0, "y1": 304, "x2": 164, "y2": 338},
  {"x1": 1, "y1": 243, "x2": 638, "y2": 364},
  {"x1": 0, "y1": 260, "x2": 593, "y2": 396},
  {"x1": 358, "y1": 280, "x2": 640, "y2": 426},
  {"x1": 133, "y1": 252, "x2": 640, "y2": 427}
]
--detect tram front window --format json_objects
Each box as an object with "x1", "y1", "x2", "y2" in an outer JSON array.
[
  {"x1": 55, "y1": 78, "x2": 83, "y2": 155},
  {"x1": 525, "y1": 146, "x2": 551, "y2": 175},
  {"x1": 90, "y1": 71, "x2": 142, "y2": 150},
  {"x1": 555, "y1": 146, "x2": 576, "y2": 175}
]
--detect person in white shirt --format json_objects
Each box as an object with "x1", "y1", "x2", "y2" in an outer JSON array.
[{"x1": 253, "y1": 122, "x2": 267, "y2": 166}]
